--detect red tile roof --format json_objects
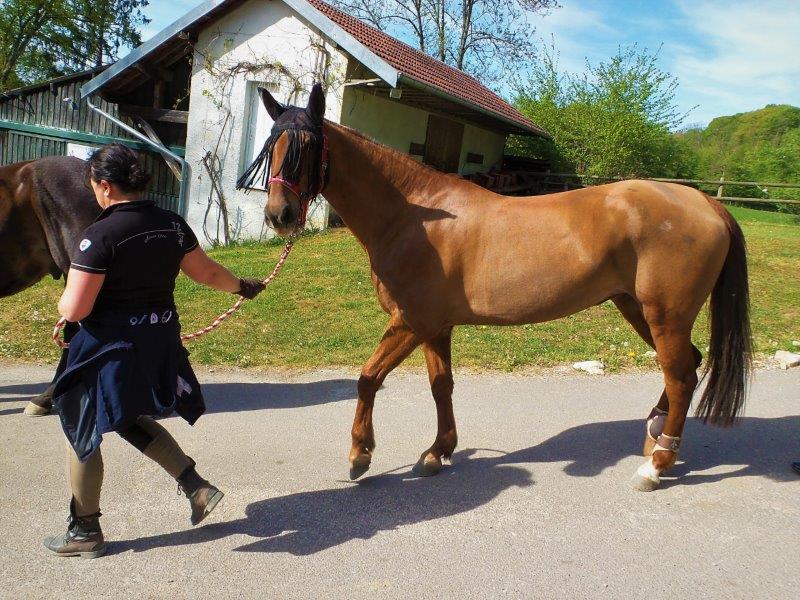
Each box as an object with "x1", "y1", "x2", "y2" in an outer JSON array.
[{"x1": 307, "y1": 0, "x2": 546, "y2": 136}]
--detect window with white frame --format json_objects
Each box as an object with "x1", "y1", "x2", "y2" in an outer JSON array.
[{"x1": 240, "y1": 81, "x2": 280, "y2": 190}]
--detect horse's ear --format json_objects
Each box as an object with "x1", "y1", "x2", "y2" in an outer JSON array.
[
  {"x1": 307, "y1": 82, "x2": 325, "y2": 121},
  {"x1": 259, "y1": 87, "x2": 285, "y2": 120}
]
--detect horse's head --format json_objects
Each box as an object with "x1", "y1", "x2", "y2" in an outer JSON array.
[{"x1": 237, "y1": 83, "x2": 328, "y2": 236}]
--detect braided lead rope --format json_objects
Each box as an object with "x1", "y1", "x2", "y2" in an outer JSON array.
[{"x1": 52, "y1": 238, "x2": 296, "y2": 349}]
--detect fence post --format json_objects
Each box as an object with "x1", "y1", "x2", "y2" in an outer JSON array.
[{"x1": 716, "y1": 170, "x2": 725, "y2": 199}]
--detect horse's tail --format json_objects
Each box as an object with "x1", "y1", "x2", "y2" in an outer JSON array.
[{"x1": 695, "y1": 199, "x2": 752, "y2": 426}]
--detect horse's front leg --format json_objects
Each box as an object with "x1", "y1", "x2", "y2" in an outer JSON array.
[
  {"x1": 349, "y1": 315, "x2": 421, "y2": 480},
  {"x1": 415, "y1": 328, "x2": 457, "y2": 476}
]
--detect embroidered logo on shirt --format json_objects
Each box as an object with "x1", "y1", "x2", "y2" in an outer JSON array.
[
  {"x1": 79, "y1": 239, "x2": 92, "y2": 252},
  {"x1": 171, "y1": 222, "x2": 185, "y2": 247},
  {"x1": 150, "y1": 313, "x2": 159, "y2": 325}
]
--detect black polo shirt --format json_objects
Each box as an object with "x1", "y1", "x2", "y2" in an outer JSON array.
[{"x1": 70, "y1": 200, "x2": 199, "y2": 312}]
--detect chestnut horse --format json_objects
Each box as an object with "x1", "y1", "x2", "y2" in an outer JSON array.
[
  {"x1": 0, "y1": 156, "x2": 100, "y2": 409},
  {"x1": 242, "y1": 85, "x2": 751, "y2": 491}
]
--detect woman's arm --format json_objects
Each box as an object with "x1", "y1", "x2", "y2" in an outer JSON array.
[
  {"x1": 59, "y1": 270, "x2": 106, "y2": 322},
  {"x1": 180, "y1": 247, "x2": 242, "y2": 293}
]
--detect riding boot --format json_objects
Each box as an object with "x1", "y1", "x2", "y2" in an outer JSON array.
[
  {"x1": 24, "y1": 384, "x2": 55, "y2": 417},
  {"x1": 177, "y1": 458, "x2": 224, "y2": 526},
  {"x1": 44, "y1": 498, "x2": 107, "y2": 559}
]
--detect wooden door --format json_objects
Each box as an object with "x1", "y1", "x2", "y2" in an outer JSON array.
[{"x1": 424, "y1": 115, "x2": 464, "y2": 173}]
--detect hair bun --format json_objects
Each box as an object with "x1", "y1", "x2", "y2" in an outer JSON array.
[
  {"x1": 88, "y1": 143, "x2": 151, "y2": 193},
  {"x1": 127, "y1": 162, "x2": 151, "y2": 190}
]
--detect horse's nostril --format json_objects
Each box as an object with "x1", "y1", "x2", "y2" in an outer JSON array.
[{"x1": 278, "y1": 205, "x2": 293, "y2": 225}]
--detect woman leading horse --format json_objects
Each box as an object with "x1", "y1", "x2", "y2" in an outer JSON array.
[
  {"x1": 43, "y1": 144, "x2": 266, "y2": 558},
  {"x1": 240, "y1": 84, "x2": 751, "y2": 492}
]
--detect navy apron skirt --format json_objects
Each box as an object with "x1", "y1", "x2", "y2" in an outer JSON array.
[{"x1": 52, "y1": 307, "x2": 205, "y2": 461}]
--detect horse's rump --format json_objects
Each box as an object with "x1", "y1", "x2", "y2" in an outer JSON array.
[{"x1": 0, "y1": 156, "x2": 99, "y2": 297}]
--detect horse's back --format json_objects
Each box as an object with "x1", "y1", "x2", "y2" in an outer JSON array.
[{"x1": 428, "y1": 179, "x2": 731, "y2": 325}]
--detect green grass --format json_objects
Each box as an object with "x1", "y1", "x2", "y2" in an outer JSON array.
[
  {"x1": 726, "y1": 205, "x2": 800, "y2": 225},
  {"x1": 1, "y1": 212, "x2": 798, "y2": 371}
]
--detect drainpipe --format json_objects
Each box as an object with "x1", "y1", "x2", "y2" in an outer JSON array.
[{"x1": 86, "y1": 98, "x2": 191, "y2": 217}]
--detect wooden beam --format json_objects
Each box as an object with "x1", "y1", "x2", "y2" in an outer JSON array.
[
  {"x1": 118, "y1": 104, "x2": 189, "y2": 124},
  {"x1": 133, "y1": 63, "x2": 174, "y2": 83},
  {"x1": 153, "y1": 79, "x2": 165, "y2": 108}
]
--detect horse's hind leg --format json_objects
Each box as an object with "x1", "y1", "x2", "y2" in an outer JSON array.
[
  {"x1": 415, "y1": 327, "x2": 457, "y2": 477},
  {"x1": 612, "y1": 295, "x2": 702, "y2": 457},
  {"x1": 631, "y1": 313, "x2": 699, "y2": 492},
  {"x1": 349, "y1": 314, "x2": 421, "y2": 480}
]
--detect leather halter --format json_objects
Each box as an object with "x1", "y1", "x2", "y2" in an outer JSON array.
[{"x1": 267, "y1": 128, "x2": 329, "y2": 227}]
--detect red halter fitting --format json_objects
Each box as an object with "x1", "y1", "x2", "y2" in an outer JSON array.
[{"x1": 267, "y1": 134, "x2": 329, "y2": 228}]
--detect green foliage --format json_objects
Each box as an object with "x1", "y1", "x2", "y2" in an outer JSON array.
[
  {"x1": 678, "y1": 105, "x2": 800, "y2": 212},
  {"x1": 0, "y1": 0, "x2": 150, "y2": 89},
  {"x1": 510, "y1": 45, "x2": 694, "y2": 179}
]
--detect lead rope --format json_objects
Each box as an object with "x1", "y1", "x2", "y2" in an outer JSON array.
[{"x1": 52, "y1": 237, "x2": 296, "y2": 350}]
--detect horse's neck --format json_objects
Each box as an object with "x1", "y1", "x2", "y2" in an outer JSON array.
[{"x1": 322, "y1": 122, "x2": 440, "y2": 247}]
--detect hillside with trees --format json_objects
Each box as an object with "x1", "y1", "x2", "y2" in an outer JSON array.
[{"x1": 677, "y1": 104, "x2": 800, "y2": 201}]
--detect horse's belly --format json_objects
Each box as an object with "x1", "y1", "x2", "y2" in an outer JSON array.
[{"x1": 460, "y1": 257, "x2": 616, "y2": 326}]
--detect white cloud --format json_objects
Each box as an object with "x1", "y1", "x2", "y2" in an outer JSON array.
[{"x1": 670, "y1": 0, "x2": 800, "y2": 122}]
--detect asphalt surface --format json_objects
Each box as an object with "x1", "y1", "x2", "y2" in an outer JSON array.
[{"x1": 1, "y1": 363, "x2": 798, "y2": 599}]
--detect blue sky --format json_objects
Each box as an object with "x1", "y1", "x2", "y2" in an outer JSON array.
[{"x1": 139, "y1": 0, "x2": 800, "y2": 126}]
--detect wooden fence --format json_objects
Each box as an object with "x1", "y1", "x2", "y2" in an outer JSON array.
[{"x1": 527, "y1": 172, "x2": 800, "y2": 206}]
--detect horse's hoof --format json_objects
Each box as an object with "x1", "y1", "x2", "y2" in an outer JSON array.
[
  {"x1": 23, "y1": 402, "x2": 52, "y2": 417},
  {"x1": 412, "y1": 454, "x2": 442, "y2": 477},
  {"x1": 631, "y1": 459, "x2": 661, "y2": 492},
  {"x1": 631, "y1": 473, "x2": 660, "y2": 492},
  {"x1": 349, "y1": 456, "x2": 371, "y2": 480},
  {"x1": 642, "y1": 436, "x2": 656, "y2": 457}
]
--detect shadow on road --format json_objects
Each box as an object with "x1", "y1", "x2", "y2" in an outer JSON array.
[
  {"x1": 113, "y1": 415, "x2": 799, "y2": 556},
  {"x1": 113, "y1": 448, "x2": 533, "y2": 556},
  {"x1": 202, "y1": 379, "x2": 357, "y2": 413},
  {"x1": 0, "y1": 379, "x2": 357, "y2": 413},
  {"x1": 0, "y1": 382, "x2": 49, "y2": 399},
  {"x1": 496, "y1": 416, "x2": 800, "y2": 486}
]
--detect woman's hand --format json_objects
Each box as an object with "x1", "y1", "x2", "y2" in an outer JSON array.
[
  {"x1": 59, "y1": 270, "x2": 105, "y2": 322},
  {"x1": 237, "y1": 278, "x2": 266, "y2": 299}
]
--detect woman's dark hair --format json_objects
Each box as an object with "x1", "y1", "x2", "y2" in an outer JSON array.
[{"x1": 88, "y1": 143, "x2": 151, "y2": 193}]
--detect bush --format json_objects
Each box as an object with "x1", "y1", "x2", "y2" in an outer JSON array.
[{"x1": 510, "y1": 45, "x2": 696, "y2": 179}]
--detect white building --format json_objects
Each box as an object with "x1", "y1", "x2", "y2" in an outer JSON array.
[{"x1": 80, "y1": 0, "x2": 547, "y2": 243}]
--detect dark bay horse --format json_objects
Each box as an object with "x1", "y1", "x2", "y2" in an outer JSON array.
[
  {"x1": 0, "y1": 156, "x2": 100, "y2": 409},
  {"x1": 245, "y1": 85, "x2": 752, "y2": 491}
]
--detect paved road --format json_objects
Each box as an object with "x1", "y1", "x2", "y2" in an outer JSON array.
[{"x1": 1, "y1": 363, "x2": 798, "y2": 599}]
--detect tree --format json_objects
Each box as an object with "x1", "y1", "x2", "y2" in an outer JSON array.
[
  {"x1": 0, "y1": 0, "x2": 149, "y2": 90},
  {"x1": 329, "y1": 0, "x2": 557, "y2": 86},
  {"x1": 510, "y1": 45, "x2": 695, "y2": 179}
]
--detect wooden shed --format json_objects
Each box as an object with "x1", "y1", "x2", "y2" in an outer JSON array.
[{"x1": 0, "y1": 68, "x2": 188, "y2": 213}]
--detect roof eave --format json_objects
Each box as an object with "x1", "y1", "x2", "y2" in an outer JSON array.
[
  {"x1": 1, "y1": 66, "x2": 106, "y2": 99},
  {"x1": 398, "y1": 74, "x2": 550, "y2": 138},
  {"x1": 283, "y1": 0, "x2": 399, "y2": 87},
  {"x1": 80, "y1": 0, "x2": 230, "y2": 100}
]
